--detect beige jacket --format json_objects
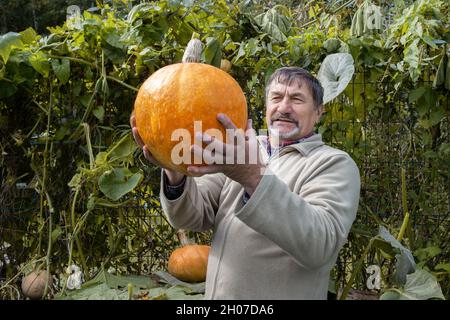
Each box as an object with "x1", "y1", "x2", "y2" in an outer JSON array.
[{"x1": 160, "y1": 134, "x2": 360, "y2": 299}]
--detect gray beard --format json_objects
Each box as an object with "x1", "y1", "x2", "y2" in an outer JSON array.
[{"x1": 269, "y1": 125, "x2": 301, "y2": 140}]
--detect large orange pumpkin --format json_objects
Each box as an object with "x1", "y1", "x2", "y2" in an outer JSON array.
[{"x1": 133, "y1": 39, "x2": 247, "y2": 175}]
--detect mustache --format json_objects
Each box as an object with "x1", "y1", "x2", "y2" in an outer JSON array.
[{"x1": 270, "y1": 113, "x2": 296, "y2": 123}]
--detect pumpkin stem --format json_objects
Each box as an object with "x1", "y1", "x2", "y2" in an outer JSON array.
[
  {"x1": 182, "y1": 34, "x2": 202, "y2": 63},
  {"x1": 177, "y1": 229, "x2": 193, "y2": 246}
]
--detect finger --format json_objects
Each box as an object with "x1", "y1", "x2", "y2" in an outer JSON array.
[
  {"x1": 245, "y1": 119, "x2": 257, "y2": 141},
  {"x1": 196, "y1": 132, "x2": 226, "y2": 152},
  {"x1": 130, "y1": 112, "x2": 136, "y2": 128},
  {"x1": 245, "y1": 118, "x2": 253, "y2": 131},
  {"x1": 187, "y1": 164, "x2": 224, "y2": 175},
  {"x1": 142, "y1": 145, "x2": 160, "y2": 166},
  {"x1": 195, "y1": 132, "x2": 214, "y2": 145},
  {"x1": 132, "y1": 128, "x2": 145, "y2": 148},
  {"x1": 217, "y1": 113, "x2": 237, "y2": 130}
]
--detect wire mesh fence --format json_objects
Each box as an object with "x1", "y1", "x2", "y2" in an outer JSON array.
[{"x1": 0, "y1": 70, "x2": 448, "y2": 295}]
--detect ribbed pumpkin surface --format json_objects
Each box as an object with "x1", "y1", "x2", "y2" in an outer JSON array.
[
  {"x1": 167, "y1": 244, "x2": 211, "y2": 282},
  {"x1": 134, "y1": 63, "x2": 247, "y2": 175}
]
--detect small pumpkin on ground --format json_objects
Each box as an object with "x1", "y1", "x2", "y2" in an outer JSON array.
[
  {"x1": 167, "y1": 229, "x2": 211, "y2": 283},
  {"x1": 21, "y1": 270, "x2": 53, "y2": 300}
]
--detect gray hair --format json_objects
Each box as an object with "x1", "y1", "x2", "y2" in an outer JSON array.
[{"x1": 265, "y1": 67, "x2": 324, "y2": 108}]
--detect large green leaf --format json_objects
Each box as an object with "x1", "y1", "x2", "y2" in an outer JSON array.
[
  {"x1": 378, "y1": 226, "x2": 416, "y2": 285},
  {"x1": 380, "y1": 269, "x2": 445, "y2": 300},
  {"x1": 254, "y1": 8, "x2": 290, "y2": 42},
  {"x1": 0, "y1": 81, "x2": 17, "y2": 98},
  {"x1": 433, "y1": 47, "x2": 450, "y2": 88},
  {"x1": 154, "y1": 270, "x2": 205, "y2": 293},
  {"x1": 29, "y1": 51, "x2": 50, "y2": 77},
  {"x1": 0, "y1": 32, "x2": 23, "y2": 63},
  {"x1": 98, "y1": 167, "x2": 143, "y2": 201},
  {"x1": 203, "y1": 37, "x2": 222, "y2": 68},
  {"x1": 51, "y1": 58, "x2": 70, "y2": 84},
  {"x1": 84, "y1": 267, "x2": 157, "y2": 290},
  {"x1": 317, "y1": 53, "x2": 355, "y2": 104},
  {"x1": 19, "y1": 28, "x2": 38, "y2": 45},
  {"x1": 404, "y1": 39, "x2": 420, "y2": 82},
  {"x1": 56, "y1": 267, "x2": 203, "y2": 300},
  {"x1": 107, "y1": 134, "x2": 137, "y2": 164}
]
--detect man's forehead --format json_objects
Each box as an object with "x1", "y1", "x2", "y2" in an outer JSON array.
[{"x1": 268, "y1": 79, "x2": 309, "y2": 95}]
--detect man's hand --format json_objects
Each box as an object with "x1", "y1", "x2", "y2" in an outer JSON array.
[
  {"x1": 187, "y1": 113, "x2": 266, "y2": 196},
  {"x1": 130, "y1": 112, "x2": 185, "y2": 185}
]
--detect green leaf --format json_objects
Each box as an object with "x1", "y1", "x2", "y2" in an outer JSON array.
[
  {"x1": 0, "y1": 81, "x2": 17, "y2": 98},
  {"x1": 372, "y1": 238, "x2": 397, "y2": 257},
  {"x1": 323, "y1": 38, "x2": 341, "y2": 53},
  {"x1": 414, "y1": 246, "x2": 442, "y2": 261},
  {"x1": 381, "y1": 269, "x2": 445, "y2": 300},
  {"x1": 51, "y1": 58, "x2": 70, "y2": 84},
  {"x1": 0, "y1": 32, "x2": 23, "y2": 63},
  {"x1": 203, "y1": 37, "x2": 222, "y2": 68},
  {"x1": 68, "y1": 173, "x2": 82, "y2": 189},
  {"x1": 94, "y1": 152, "x2": 108, "y2": 167},
  {"x1": 380, "y1": 291, "x2": 401, "y2": 300},
  {"x1": 408, "y1": 87, "x2": 426, "y2": 103},
  {"x1": 395, "y1": 251, "x2": 416, "y2": 285},
  {"x1": 420, "y1": 35, "x2": 438, "y2": 49},
  {"x1": 233, "y1": 42, "x2": 246, "y2": 63},
  {"x1": 55, "y1": 267, "x2": 203, "y2": 300},
  {"x1": 107, "y1": 134, "x2": 137, "y2": 164},
  {"x1": 93, "y1": 106, "x2": 105, "y2": 121},
  {"x1": 378, "y1": 226, "x2": 416, "y2": 285},
  {"x1": 98, "y1": 168, "x2": 143, "y2": 201},
  {"x1": 29, "y1": 51, "x2": 50, "y2": 77},
  {"x1": 404, "y1": 39, "x2": 420, "y2": 82},
  {"x1": 164, "y1": 285, "x2": 204, "y2": 300},
  {"x1": 254, "y1": 8, "x2": 290, "y2": 42},
  {"x1": 432, "y1": 50, "x2": 447, "y2": 88},
  {"x1": 435, "y1": 263, "x2": 450, "y2": 272},
  {"x1": 51, "y1": 226, "x2": 63, "y2": 244},
  {"x1": 153, "y1": 271, "x2": 205, "y2": 294},
  {"x1": 317, "y1": 53, "x2": 355, "y2": 104},
  {"x1": 20, "y1": 28, "x2": 38, "y2": 45}
]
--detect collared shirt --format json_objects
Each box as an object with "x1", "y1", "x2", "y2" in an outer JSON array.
[{"x1": 242, "y1": 132, "x2": 315, "y2": 204}]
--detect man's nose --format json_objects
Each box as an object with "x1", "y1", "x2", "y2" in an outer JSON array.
[{"x1": 276, "y1": 97, "x2": 292, "y2": 113}]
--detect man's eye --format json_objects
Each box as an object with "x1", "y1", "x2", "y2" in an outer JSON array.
[{"x1": 271, "y1": 96, "x2": 281, "y2": 101}]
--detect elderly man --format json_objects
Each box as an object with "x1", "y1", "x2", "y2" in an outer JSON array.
[{"x1": 130, "y1": 67, "x2": 360, "y2": 299}]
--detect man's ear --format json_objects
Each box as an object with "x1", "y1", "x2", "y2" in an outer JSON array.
[{"x1": 317, "y1": 104, "x2": 324, "y2": 117}]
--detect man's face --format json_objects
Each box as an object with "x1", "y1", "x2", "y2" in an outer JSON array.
[{"x1": 266, "y1": 80, "x2": 323, "y2": 141}]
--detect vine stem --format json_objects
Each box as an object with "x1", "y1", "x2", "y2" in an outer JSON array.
[
  {"x1": 61, "y1": 184, "x2": 88, "y2": 295},
  {"x1": 177, "y1": 229, "x2": 193, "y2": 246},
  {"x1": 339, "y1": 237, "x2": 375, "y2": 300},
  {"x1": 106, "y1": 76, "x2": 138, "y2": 92},
  {"x1": 47, "y1": 55, "x2": 95, "y2": 67},
  {"x1": 397, "y1": 168, "x2": 410, "y2": 242},
  {"x1": 82, "y1": 123, "x2": 94, "y2": 169}
]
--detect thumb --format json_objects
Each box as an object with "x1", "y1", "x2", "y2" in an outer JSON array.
[
  {"x1": 245, "y1": 118, "x2": 256, "y2": 141},
  {"x1": 245, "y1": 118, "x2": 253, "y2": 131}
]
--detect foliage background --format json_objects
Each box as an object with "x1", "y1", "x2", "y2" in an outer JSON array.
[{"x1": 0, "y1": 0, "x2": 448, "y2": 299}]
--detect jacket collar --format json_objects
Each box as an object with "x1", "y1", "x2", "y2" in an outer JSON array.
[
  {"x1": 257, "y1": 133, "x2": 324, "y2": 159},
  {"x1": 286, "y1": 133, "x2": 325, "y2": 156}
]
